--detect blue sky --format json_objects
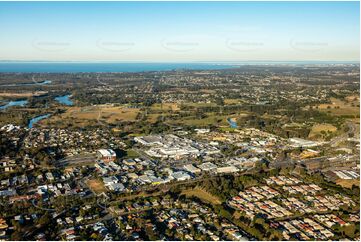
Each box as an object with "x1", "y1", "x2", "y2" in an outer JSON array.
[{"x1": 0, "y1": 1, "x2": 359, "y2": 62}]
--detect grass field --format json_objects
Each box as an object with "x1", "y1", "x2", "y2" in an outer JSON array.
[
  {"x1": 315, "y1": 97, "x2": 359, "y2": 117},
  {"x1": 177, "y1": 114, "x2": 229, "y2": 126},
  {"x1": 150, "y1": 103, "x2": 179, "y2": 111},
  {"x1": 87, "y1": 179, "x2": 107, "y2": 194},
  {"x1": 336, "y1": 179, "x2": 360, "y2": 189},
  {"x1": 224, "y1": 98, "x2": 242, "y2": 105},
  {"x1": 146, "y1": 113, "x2": 161, "y2": 123},
  {"x1": 126, "y1": 149, "x2": 140, "y2": 158},
  {"x1": 181, "y1": 188, "x2": 222, "y2": 205},
  {"x1": 168, "y1": 112, "x2": 249, "y2": 127},
  {"x1": 181, "y1": 102, "x2": 218, "y2": 108},
  {"x1": 49, "y1": 105, "x2": 140, "y2": 126},
  {"x1": 308, "y1": 123, "x2": 338, "y2": 139}
]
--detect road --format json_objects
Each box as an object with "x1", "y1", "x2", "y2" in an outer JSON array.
[
  {"x1": 56, "y1": 154, "x2": 97, "y2": 167},
  {"x1": 329, "y1": 121, "x2": 357, "y2": 147}
]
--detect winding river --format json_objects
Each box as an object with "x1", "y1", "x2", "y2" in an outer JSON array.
[
  {"x1": 227, "y1": 117, "x2": 238, "y2": 128},
  {"x1": 2, "y1": 94, "x2": 73, "y2": 128},
  {"x1": 28, "y1": 114, "x2": 51, "y2": 128},
  {"x1": 0, "y1": 100, "x2": 28, "y2": 110},
  {"x1": 0, "y1": 80, "x2": 52, "y2": 87},
  {"x1": 55, "y1": 94, "x2": 73, "y2": 106}
]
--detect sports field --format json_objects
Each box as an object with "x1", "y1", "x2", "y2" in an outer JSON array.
[{"x1": 87, "y1": 179, "x2": 107, "y2": 194}]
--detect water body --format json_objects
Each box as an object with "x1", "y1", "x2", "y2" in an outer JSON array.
[
  {"x1": 0, "y1": 61, "x2": 356, "y2": 73},
  {"x1": 0, "y1": 62, "x2": 238, "y2": 73},
  {"x1": 0, "y1": 100, "x2": 28, "y2": 110},
  {"x1": 0, "y1": 80, "x2": 52, "y2": 86},
  {"x1": 227, "y1": 118, "x2": 238, "y2": 128},
  {"x1": 28, "y1": 114, "x2": 51, "y2": 128},
  {"x1": 55, "y1": 95, "x2": 73, "y2": 106}
]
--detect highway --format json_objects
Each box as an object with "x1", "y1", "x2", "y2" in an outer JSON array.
[{"x1": 329, "y1": 122, "x2": 357, "y2": 147}]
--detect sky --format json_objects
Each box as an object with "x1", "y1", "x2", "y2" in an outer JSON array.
[{"x1": 0, "y1": 1, "x2": 359, "y2": 62}]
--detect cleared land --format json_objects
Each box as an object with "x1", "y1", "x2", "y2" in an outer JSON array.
[
  {"x1": 87, "y1": 179, "x2": 107, "y2": 194},
  {"x1": 181, "y1": 188, "x2": 222, "y2": 205}
]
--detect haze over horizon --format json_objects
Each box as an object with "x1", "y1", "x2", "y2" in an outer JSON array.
[{"x1": 0, "y1": 1, "x2": 359, "y2": 62}]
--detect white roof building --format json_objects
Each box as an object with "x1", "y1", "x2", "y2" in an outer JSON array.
[
  {"x1": 198, "y1": 162, "x2": 217, "y2": 171},
  {"x1": 97, "y1": 149, "x2": 116, "y2": 160},
  {"x1": 102, "y1": 176, "x2": 119, "y2": 186},
  {"x1": 183, "y1": 164, "x2": 201, "y2": 174},
  {"x1": 108, "y1": 183, "x2": 124, "y2": 192},
  {"x1": 216, "y1": 166, "x2": 239, "y2": 174},
  {"x1": 171, "y1": 171, "x2": 191, "y2": 181},
  {"x1": 289, "y1": 138, "x2": 319, "y2": 148}
]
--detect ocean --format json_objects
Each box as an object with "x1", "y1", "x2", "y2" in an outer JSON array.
[
  {"x1": 0, "y1": 61, "x2": 355, "y2": 73},
  {"x1": 0, "y1": 62, "x2": 238, "y2": 73}
]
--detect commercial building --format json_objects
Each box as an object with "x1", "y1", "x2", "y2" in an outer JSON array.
[
  {"x1": 171, "y1": 171, "x2": 191, "y2": 181},
  {"x1": 289, "y1": 138, "x2": 319, "y2": 148},
  {"x1": 97, "y1": 149, "x2": 117, "y2": 162},
  {"x1": 198, "y1": 162, "x2": 217, "y2": 171},
  {"x1": 216, "y1": 165, "x2": 239, "y2": 174},
  {"x1": 183, "y1": 164, "x2": 201, "y2": 174}
]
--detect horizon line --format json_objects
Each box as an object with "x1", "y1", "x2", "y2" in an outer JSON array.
[{"x1": 0, "y1": 60, "x2": 359, "y2": 64}]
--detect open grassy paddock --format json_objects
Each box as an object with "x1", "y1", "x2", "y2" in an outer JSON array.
[
  {"x1": 47, "y1": 105, "x2": 140, "y2": 127},
  {"x1": 308, "y1": 123, "x2": 338, "y2": 139},
  {"x1": 315, "y1": 97, "x2": 359, "y2": 117},
  {"x1": 181, "y1": 187, "x2": 222, "y2": 205},
  {"x1": 167, "y1": 112, "x2": 249, "y2": 127},
  {"x1": 336, "y1": 179, "x2": 360, "y2": 189},
  {"x1": 150, "y1": 103, "x2": 180, "y2": 111}
]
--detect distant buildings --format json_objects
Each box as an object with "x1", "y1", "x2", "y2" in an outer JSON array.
[{"x1": 135, "y1": 134, "x2": 219, "y2": 159}]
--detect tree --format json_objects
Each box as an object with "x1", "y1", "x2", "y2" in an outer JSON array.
[
  {"x1": 11, "y1": 230, "x2": 22, "y2": 241},
  {"x1": 38, "y1": 212, "x2": 51, "y2": 226},
  {"x1": 344, "y1": 223, "x2": 356, "y2": 238}
]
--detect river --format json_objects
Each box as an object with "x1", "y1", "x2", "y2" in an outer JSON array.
[
  {"x1": 227, "y1": 117, "x2": 238, "y2": 128},
  {"x1": 28, "y1": 114, "x2": 51, "y2": 128},
  {"x1": 0, "y1": 100, "x2": 28, "y2": 110},
  {"x1": 55, "y1": 95, "x2": 73, "y2": 106},
  {"x1": 0, "y1": 80, "x2": 51, "y2": 87}
]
